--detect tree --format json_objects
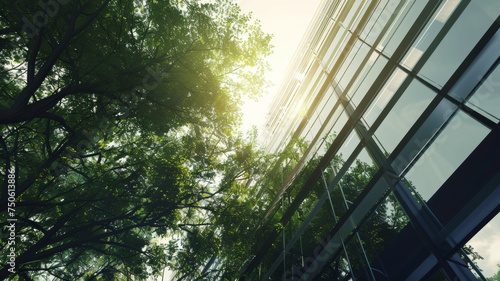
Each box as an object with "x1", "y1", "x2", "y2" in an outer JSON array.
[
  {"x1": 0, "y1": 0, "x2": 272, "y2": 279},
  {"x1": 487, "y1": 264, "x2": 500, "y2": 281},
  {"x1": 164, "y1": 129, "x2": 276, "y2": 281}
]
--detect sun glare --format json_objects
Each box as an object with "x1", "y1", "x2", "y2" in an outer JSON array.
[{"x1": 236, "y1": 0, "x2": 323, "y2": 140}]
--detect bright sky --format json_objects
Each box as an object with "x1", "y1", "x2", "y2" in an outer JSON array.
[
  {"x1": 237, "y1": 0, "x2": 323, "y2": 135},
  {"x1": 467, "y1": 213, "x2": 500, "y2": 277}
]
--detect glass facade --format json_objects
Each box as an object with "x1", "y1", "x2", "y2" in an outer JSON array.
[{"x1": 249, "y1": 0, "x2": 500, "y2": 280}]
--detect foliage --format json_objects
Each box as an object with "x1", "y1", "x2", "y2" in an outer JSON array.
[
  {"x1": 0, "y1": 0, "x2": 272, "y2": 279},
  {"x1": 488, "y1": 264, "x2": 500, "y2": 281}
]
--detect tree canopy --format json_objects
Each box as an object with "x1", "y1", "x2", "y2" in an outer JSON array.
[{"x1": 0, "y1": 0, "x2": 272, "y2": 279}]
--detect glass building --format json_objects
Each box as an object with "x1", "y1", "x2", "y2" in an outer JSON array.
[{"x1": 244, "y1": 0, "x2": 500, "y2": 280}]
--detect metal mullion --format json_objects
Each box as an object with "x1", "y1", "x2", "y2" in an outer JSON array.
[
  {"x1": 255, "y1": 95, "x2": 345, "y2": 228},
  {"x1": 329, "y1": 0, "x2": 447, "y2": 206},
  {"x1": 376, "y1": 0, "x2": 417, "y2": 49},
  {"x1": 389, "y1": 181, "x2": 479, "y2": 281},
  {"x1": 336, "y1": 35, "x2": 364, "y2": 85},
  {"x1": 243, "y1": 0, "x2": 444, "y2": 279},
  {"x1": 275, "y1": 0, "x2": 385, "y2": 161},
  {"x1": 315, "y1": 1, "x2": 456, "y2": 278},
  {"x1": 254, "y1": 0, "x2": 381, "y2": 239},
  {"x1": 338, "y1": 92, "x2": 406, "y2": 278},
  {"x1": 367, "y1": 0, "x2": 496, "y2": 130},
  {"x1": 304, "y1": 12, "x2": 500, "y2": 270},
  {"x1": 459, "y1": 248, "x2": 488, "y2": 281},
  {"x1": 317, "y1": 0, "x2": 356, "y2": 59},
  {"x1": 387, "y1": 15, "x2": 500, "y2": 179},
  {"x1": 351, "y1": 0, "x2": 376, "y2": 34},
  {"x1": 314, "y1": 0, "x2": 450, "y2": 276},
  {"x1": 259, "y1": 26, "x2": 362, "y2": 226},
  {"x1": 260, "y1": 141, "x2": 365, "y2": 281},
  {"x1": 310, "y1": 171, "x2": 394, "y2": 280},
  {"x1": 275, "y1": 94, "x2": 343, "y2": 196},
  {"x1": 344, "y1": 0, "x2": 370, "y2": 35},
  {"x1": 326, "y1": 0, "x2": 343, "y2": 22},
  {"x1": 321, "y1": 171, "x2": 356, "y2": 281},
  {"x1": 337, "y1": 178, "x2": 377, "y2": 281},
  {"x1": 256, "y1": 95, "x2": 344, "y2": 229},
  {"x1": 359, "y1": 0, "x2": 390, "y2": 42},
  {"x1": 385, "y1": 124, "x2": 500, "y2": 280},
  {"x1": 335, "y1": 0, "x2": 410, "y2": 104},
  {"x1": 249, "y1": 0, "x2": 424, "y2": 277},
  {"x1": 311, "y1": 0, "x2": 341, "y2": 51},
  {"x1": 330, "y1": 124, "x2": 376, "y2": 280},
  {"x1": 364, "y1": 44, "x2": 498, "y2": 130}
]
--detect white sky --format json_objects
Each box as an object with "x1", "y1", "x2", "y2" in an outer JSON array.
[{"x1": 237, "y1": 0, "x2": 323, "y2": 135}]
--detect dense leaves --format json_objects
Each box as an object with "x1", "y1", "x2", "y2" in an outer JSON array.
[{"x1": 0, "y1": 0, "x2": 272, "y2": 279}]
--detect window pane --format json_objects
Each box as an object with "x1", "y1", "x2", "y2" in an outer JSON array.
[
  {"x1": 338, "y1": 148, "x2": 377, "y2": 209},
  {"x1": 381, "y1": 0, "x2": 427, "y2": 56},
  {"x1": 401, "y1": 0, "x2": 461, "y2": 69},
  {"x1": 391, "y1": 99, "x2": 457, "y2": 175},
  {"x1": 373, "y1": 79, "x2": 435, "y2": 154},
  {"x1": 330, "y1": 27, "x2": 352, "y2": 70},
  {"x1": 466, "y1": 63, "x2": 500, "y2": 122},
  {"x1": 419, "y1": 0, "x2": 500, "y2": 88},
  {"x1": 361, "y1": 0, "x2": 398, "y2": 46},
  {"x1": 358, "y1": 191, "x2": 409, "y2": 279},
  {"x1": 349, "y1": 54, "x2": 388, "y2": 107},
  {"x1": 404, "y1": 110, "x2": 490, "y2": 201},
  {"x1": 338, "y1": 130, "x2": 360, "y2": 162},
  {"x1": 340, "y1": 43, "x2": 371, "y2": 91},
  {"x1": 342, "y1": 0, "x2": 365, "y2": 30},
  {"x1": 363, "y1": 67, "x2": 409, "y2": 127}
]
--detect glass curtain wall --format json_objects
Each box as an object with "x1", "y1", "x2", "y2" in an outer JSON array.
[{"x1": 252, "y1": 0, "x2": 500, "y2": 280}]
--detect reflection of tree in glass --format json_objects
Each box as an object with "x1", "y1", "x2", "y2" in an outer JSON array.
[
  {"x1": 312, "y1": 159, "x2": 409, "y2": 281},
  {"x1": 247, "y1": 134, "x2": 411, "y2": 280}
]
